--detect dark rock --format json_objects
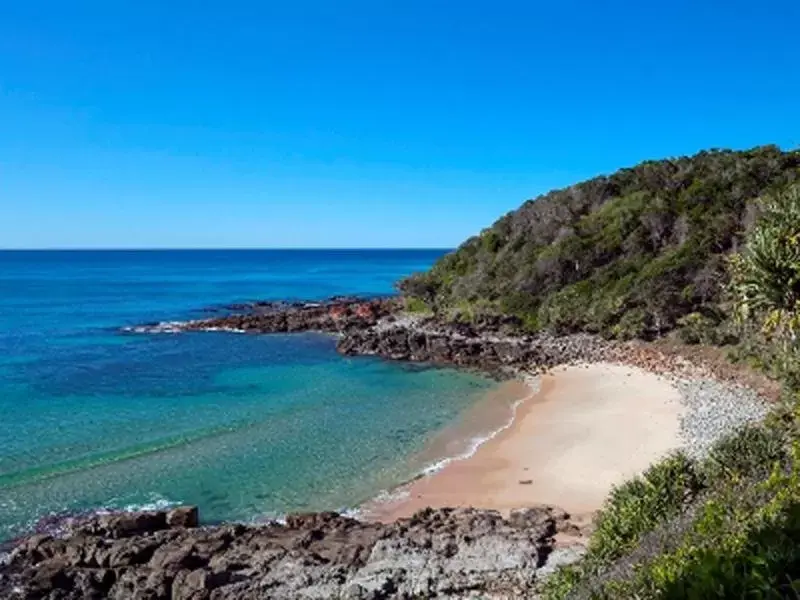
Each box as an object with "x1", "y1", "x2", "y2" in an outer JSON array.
[
  {"x1": 26, "y1": 557, "x2": 73, "y2": 593},
  {"x1": 96, "y1": 511, "x2": 168, "y2": 538},
  {"x1": 334, "y1": 319, "x2": 635, "y2": 377},
  {"x1": 427, "y1": 335, "x2": 452, "y2": 361},
  {"x1": 508, "y1": 505, "x2": 569, "y2": 534},
  {"x1": 173, "y1": 568, "x2": 212, "y2": 600},
  {"x1": 70, "y1": 567, "x2": 116, "y2": 599},
  {"x1": 111, "y1": 568, "x2": 172, "y2": 599},
  {"x1": 148, "y1": 541, "x2": 196, "y2": 571},
  {"x1": 105, "y1": 538, "x2": 160, "y2": 567},
  {"x1": 127, "y1": 298, "x2": 399, "y2": 336},
  {"x1": 167, "y1": 506, "x2": 199, "y2": 528}
]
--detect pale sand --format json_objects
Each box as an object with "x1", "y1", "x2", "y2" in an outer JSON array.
[{"x1": 366, "y1": 363, "x2": 685, "y2": 522}]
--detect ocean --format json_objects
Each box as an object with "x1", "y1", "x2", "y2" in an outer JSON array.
[{"x1": 0, "y1": 250, "x2": 499, "y2": 540}]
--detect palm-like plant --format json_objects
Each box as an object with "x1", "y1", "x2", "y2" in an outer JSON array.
[{"x1": 730, "y1": 185, "x2": 800, "y2": 340}]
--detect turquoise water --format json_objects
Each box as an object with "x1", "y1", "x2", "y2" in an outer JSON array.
[{"x1": 0, "y1": 250, "x2": 495, "y2": 539}]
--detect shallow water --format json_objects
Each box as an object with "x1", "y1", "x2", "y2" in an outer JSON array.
[{"x1": 0, "y1": 250, "x2": 497, "y2": 539}]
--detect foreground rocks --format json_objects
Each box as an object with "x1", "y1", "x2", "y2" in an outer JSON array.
[{"x1": 0, "y1": 505, "x2": 587, "y2": 599}]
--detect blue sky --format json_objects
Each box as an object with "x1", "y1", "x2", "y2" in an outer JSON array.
[{"x1": 1, "y1": 1, "x2": 798, "y2": 249}]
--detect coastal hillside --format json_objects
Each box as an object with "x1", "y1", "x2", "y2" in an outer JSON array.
[{"x1": 401, "y1": 145, "x2": 800, "y2": 339}]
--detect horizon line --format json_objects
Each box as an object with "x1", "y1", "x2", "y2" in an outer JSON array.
[{"x1": 0, "y1": 247, "x2": 455, "y2": 252}]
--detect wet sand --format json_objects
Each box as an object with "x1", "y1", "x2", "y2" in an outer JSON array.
[
  {"x1": 365, "y1": 363, "x2": 685, "y2": 521},
  {"x1": 403, "y1": 377, "x2": 537, "y2": 477}
]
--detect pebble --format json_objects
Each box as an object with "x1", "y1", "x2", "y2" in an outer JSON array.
[{"x1": 674, "y1": 378, "x2": 769, "y2": 459}]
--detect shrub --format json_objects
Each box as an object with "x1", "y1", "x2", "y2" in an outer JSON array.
[
  {"x1": 730, "y1": 185, "x2": 800, "y2": 340},
  {"x1": 588, "y1": 453, "x2": 704, "y2": 564},
  {"x1": 677, "y1": 312, "x2": 736, "y2": 346},
  {"x1": 702, "y1": 425, "x2": 788, "y2": 485},
  {"x1": 610, "y1": 445, "x2": 800, "y2": 599},
  {"x1": 396, "y1": 271, "x2": 440, "y2": 303},
  {"x1": 404, "y1": 296, "x2": 432, "y2": 315},
  {"x1": 481, "y1": 230, "x2": 503, "y2": 253},
  {"x1": 544, "y1": 442, "x2": 800, "y2": 599}
]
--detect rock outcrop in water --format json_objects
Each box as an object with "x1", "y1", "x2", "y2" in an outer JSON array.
[
  {"x1": 123, "y1": 298, "x2": 398, "y2": 334},
  {"x1": 0, "y1": 505, "x2": 587, "y2": 599}
]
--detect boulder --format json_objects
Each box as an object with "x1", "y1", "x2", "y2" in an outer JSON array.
[
  {"x1": 173, "y1": 568, "x2": 212, "y2": 600},
  {"x1": 96, "y1": 511, "x2": 168, "y2": 538},
  {"x1": 167, "y1": 506, "x2": 199, "y2": 528}
]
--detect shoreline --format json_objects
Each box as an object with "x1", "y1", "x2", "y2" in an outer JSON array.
[
  {"x1": 6, "y1": 360, "x2": 768, "y2": 543},
  {"x1": 119, "y1": 296, "x2": 777, "y2": 529},
  {"x1": 412, "y1": 374, "x2": 540, "y2": 478},
  {"x1": 362, "y1": 363, "x2": 691, "y2": 522},
  {"x1": 354, "y1": 374, "x2": 539, "y2": 518}
]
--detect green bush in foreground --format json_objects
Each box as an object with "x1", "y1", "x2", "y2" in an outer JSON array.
[
  {"x1": 612, "y1": 445, "x2": 800, "y2": 599},
  {"x1": 589, "y1": 454, "x2": 703, "y2": 564},
  {"x1": 542, "y1": 429, "x2": 796, "y2": 599},
  {"x1": 702, "y1": 424, "x2": 787, "y2": 485},
  {"x1": 541, "y1": 454, "x2": 703, "y2": 598},
  {"x1": 730, "y1": 185, "x2": 800, "y2": 340},
  {"x1": 404, "y1": 296, "x2": 433, "y2": 315}
]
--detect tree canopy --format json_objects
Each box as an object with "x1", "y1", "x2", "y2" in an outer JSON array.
[{"x1": 401, "y1": 146, "x2": 800, "y2": 339}]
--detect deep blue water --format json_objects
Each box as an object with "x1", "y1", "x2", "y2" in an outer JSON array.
[{"x1": 0, "y1": 250, "x2": 496, "y2": 539}]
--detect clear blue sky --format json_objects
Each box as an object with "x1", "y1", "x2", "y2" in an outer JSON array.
[{"x1": 1, "y1": 1, "x2": 798, "y2": 249}]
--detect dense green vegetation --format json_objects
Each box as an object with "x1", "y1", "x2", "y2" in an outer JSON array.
[
  {"x1": 401, "y1": 147, "x2": 800, "y2": 597},
  {"x1": 540, "y1": 182, "x2": 800, "y2": 598},
  {"x1": 401, "y1": 146, "x2": 800, "y2": 339},
  {"x1": 542, "y1": 421, "x2": 800, "y2": 598}
]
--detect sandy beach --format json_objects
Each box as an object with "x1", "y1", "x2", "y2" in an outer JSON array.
[{"x1": 365, "y1": 363, "x2": 686, "y2": 522}]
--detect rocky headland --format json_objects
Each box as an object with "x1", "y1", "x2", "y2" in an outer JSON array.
[{"x1": 124, "y1": 297, "x2": 781, "y2": 397}]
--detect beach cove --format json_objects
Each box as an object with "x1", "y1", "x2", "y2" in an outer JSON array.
[
  {"x1": 0, "y1": 264, "x2": 780, "y2": 599},
  {"x1": 118, "y1": 293, "x2": 775, "y2": 532},
  {"x1": 367, "y1": 363, "x2": 687, "y2": 522}
]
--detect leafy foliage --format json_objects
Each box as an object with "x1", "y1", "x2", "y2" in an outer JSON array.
[
  {"x1": 541, "y1": 171, "x2": 800, "y2": 599},
  {"x1": 598, "y1": 445, "x2": 800, "y2": 599},
  {"x1": 674, "y1": 308, "x2": 739, "y2": 346},
  {"x1": 404, "y1": 296, "x2": 433, "y2": 315},
  {"x1": 730, "y1": 185, "x2": 800, "y2": 340},
  {"x1": 400, "y1": 146, "x2": 800, "y2": 339},
  {"x1": 701, "y1": 424, "x2": 788, "y2": 485},
  {"x1": 542, "y1": 427, "x2": 798, "y2": 600},
  {"x1": 588, "y1": 454, "x2": 703, "y2": 564}
]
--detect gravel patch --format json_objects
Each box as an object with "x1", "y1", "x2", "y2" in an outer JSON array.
[{"x1": 674, "y1": 378, "x2": 770, "y2": 459}]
